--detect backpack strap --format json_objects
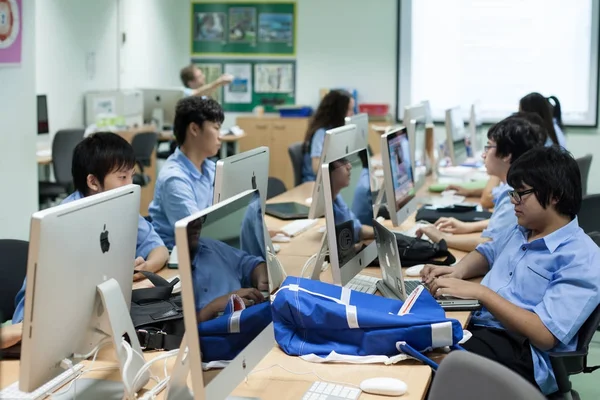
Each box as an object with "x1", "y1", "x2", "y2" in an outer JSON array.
[
  {"x1": 137, "y1": 321, "x2": 185, "y2": 351},
  {"x1": 428, "y1": 239, "x2": 456, "y2": 266},
  {"x1": 131, "y1": 270, "x2": 179, "y2": 303}
]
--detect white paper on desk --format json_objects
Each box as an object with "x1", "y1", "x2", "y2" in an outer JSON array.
[
  {"x1": 202, "y1": 360, "x2": 230, "y2": 370},
  {"x1": 300, "y1": 351, "x2": 409, "y2": 365}
]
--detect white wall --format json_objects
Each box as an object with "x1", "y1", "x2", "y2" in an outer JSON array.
[
  {"x1": 119, "y1": 0, "x2": 190, "y2": 89},
  {"x1": 36, "y1": 0, "x2": 119, "y2": 135},
  {"x1": 0, "y1": 0, "x2": 38, "y2": 240}
]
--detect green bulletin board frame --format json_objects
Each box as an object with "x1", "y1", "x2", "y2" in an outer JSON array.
[
  {"x1": 191, "y1": 1, "x2": 296, "y2": 56},
  {"x1": 193, "y1": 58, "x2": 296, "y2": 112}
]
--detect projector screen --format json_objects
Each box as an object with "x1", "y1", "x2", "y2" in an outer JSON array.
[{"x1": 397, "y1": 0, "x2": 600, "y2": 126}]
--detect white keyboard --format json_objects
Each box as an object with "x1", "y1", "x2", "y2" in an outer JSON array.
[
  {"x1": 281, "y1": 219, "x2": 318, "y2": 237},
  {"x1": 0, "y1": 363, "x2": 84, "y2": 399},
  {"x1": 303, "y1": 381, "x2": 361, "y2": 400},
  {"x1": 345, "y1": 274, "x2": 379, "y2": 294},
  {"x1": 35, "y1": 149, "x2": 51, "y2": 157}
]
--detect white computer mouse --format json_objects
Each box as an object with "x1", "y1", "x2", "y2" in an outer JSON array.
[
  {"x1": 273, "y1": 244, "x2": 281, "y2": 253},
  {"x1": 405, "y1": 264, "x2": 425, "y2": 277},
  {"x1": 305, "y1": 197, "x2": 313, "y2": 204},
  {"x1": 272, "y1": 233, "x2": 291, "y2": 243},
  {"x1": 360, "y1": 377, "x2": 407, "y2": 396}
]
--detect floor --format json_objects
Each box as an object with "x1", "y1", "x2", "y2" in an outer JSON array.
[{"x1": 571, "y1": 331, "x2": 600, "y2": 399}]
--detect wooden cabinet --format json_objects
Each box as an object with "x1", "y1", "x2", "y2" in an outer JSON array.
[{"x1": 237, "y1": 116, "x2": 309, "y2": 189}]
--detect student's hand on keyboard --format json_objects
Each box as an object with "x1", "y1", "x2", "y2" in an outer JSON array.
[
  {"x1": 428, "y1": 277, "x2": 482, "y2": 300},
  {"x1": 446, "y1": 184, "x2": 476, "y2": 197},
  {"x1": 420, "y1": 265, "x2": 457, "y2": 286},
  {"x1": 133, "y1": 256, "x2": 147, "y2": 281},
  {"x1": 268, "y1": 229, "x2": 289, "y2": 238},
  {"x1": 416, "y1": 225, "x2": 447, "y2": 243},
  {"x1": 0, "y1": 322, "x2": 22, "y2": 349},
  {"x1": 435, "y1": 217, "x2": 471, "y2": 234}
]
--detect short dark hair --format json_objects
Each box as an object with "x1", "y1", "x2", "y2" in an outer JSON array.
[
  {"x1": 487, "y1": 116, "x2": 543, "y2": 163},
  {"x1": 509, "y1": 111, "x2": 549, "y2": 143},
  {"x1": 72, "y1": 132, "x2": 136, "y2": 196},
  {"x1": 173, "y1": 96, "x2": 225, "y2": 145},
  {"x1": 180, "y1": 64, "x2": 197, "y2": 88},
  {"x1": 507, "y1": 146, "x2": 581, "y2": 219}
]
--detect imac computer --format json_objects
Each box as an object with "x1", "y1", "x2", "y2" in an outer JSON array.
[
  {"x1": 37, "y1": 95, "x2": 49, "y2": 135},
  {"x1": 214, "y1": 146, "x2": 270, "y2": 214},
  {"x1": 308, "y1": 124, "x2": 369, "y2": 219},
  {"x1": 345, "y1": 113, "x2": 370, "y2": 151},
  {"x1": 168, "y1": 189, "x2": 277, "y2": 399},
  {"x1": 444, "y1": 106, "x2": 469, "y2": 166},
  {"x1": 322, "y1": 148, "x2": 377, "y2": 286},
  {"x1": 380, "y1": 126, "x2": 418, "y2": 227},
  {"x1": 140, "y1": 88, "x2": 185, "y2": 130},
  {"x1": 19, "y1": 185, "x2": 149, "y2": 395},
  {"x1": 403, "y1": 101, "x2": 432, "y2": 190}
]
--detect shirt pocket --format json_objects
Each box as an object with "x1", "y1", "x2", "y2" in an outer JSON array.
[{"x1": 518, "y1": 262, "x2": 553, "y2": 302}]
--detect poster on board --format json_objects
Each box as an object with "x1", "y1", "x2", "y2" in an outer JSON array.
[{"x1": 0, "y1": 0, "x2": 22, "y2": 66}]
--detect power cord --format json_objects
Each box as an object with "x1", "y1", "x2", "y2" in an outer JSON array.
[{"x1": 300, "y1": 251, "x2": 329, "y2": 278}]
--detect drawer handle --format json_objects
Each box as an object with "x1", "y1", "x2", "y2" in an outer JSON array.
[
  {"x1": 256, "y1": 124, "x2": 268, "y2": 129},
  {"x1": 273, "y1": 125, "x2": 286, "y2": 130}
]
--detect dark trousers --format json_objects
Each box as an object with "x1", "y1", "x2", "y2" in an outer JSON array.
[{"x1": 461, "y1": 326, "x2": 538, "y2": 388}]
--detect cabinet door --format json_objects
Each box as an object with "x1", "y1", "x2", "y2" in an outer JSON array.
[
  {"x1": 270, "y1": 118, "x2": 309, "y2": 189},
  {"x1": 237, "y1": 118, "x2": 271, "y2": 154}
]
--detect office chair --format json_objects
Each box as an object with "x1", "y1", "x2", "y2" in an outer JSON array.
[
  {"x1": 0, "y1": 240, "x2": 29, "y2": 322},
  {"x1": 288, "y1": 142, "x2": 304, "y2": 187},
  {"x1": 39, "y1": 129, "x2": 84, "y2": 205},
  {"x1": 547, "y1": 303, "x2": 600, "y2": 400},
  {"x1": 577, "y1": 194, "x2": 600, "y2": 234},
  {"x1": 131, "y1": 132, "x2": 158, "y2": 187},
  {"x1": 267, "y1": 177, "x2": 287, "y2": 200},
  {"x1": 157, "y1": 139, "x2": 177, "y2": 160},
  {"x1": 575, "y1": 154, "x2": 592, "y2": 196},
  {"x1": 428, "y1": 351, "x2": 545, "y2": 400}
]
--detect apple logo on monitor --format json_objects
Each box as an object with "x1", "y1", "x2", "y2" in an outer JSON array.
[
  {"x1": 251, "y1": 172, "x2": 257, "y2": 190},
  {"x1": 100, "y1": 224, "x2": 110, "y2": 253}
]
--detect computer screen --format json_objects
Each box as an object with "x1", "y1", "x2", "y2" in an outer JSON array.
[
  {"x1": 445, "y1": 107, "x2": 468, "y2": 166},
  {"x1": 381, "y1": 127, "x2": 417, "y2": 226},
  {"x1": 322, "y1": 148, "x2": 377, "y2": 286},
  {"x1": 174, "y1": 189, "x2": 276, "y2": 399},
  {"x1": 345, "y1": 113, "x2": 369, "y2": 149},
  {"x1": 469, "y1": 102, "x2": 483, "y2": 156},
  {"x1": 140, "y1": 88, "x2": 185, "y2": 128},
  {"x1": 412, "y1": 119, "x2": 427, "y2": 187},
  {"x1": 37, "y1": 95, "x2": 49, "y2": 135}
]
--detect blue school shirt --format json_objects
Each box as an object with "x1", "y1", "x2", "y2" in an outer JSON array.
[
  {"x1": 544, "y1": 119, "x2": 567, "y2": 149},
  {"x1": 481, "y1": 184, "x2": 516, "y2": 239},
  {"x1": 351, "y1": 168, "x2": 374, "y2": 226},
  {"x1": 474, "y1": 217, "x2": 600, "y2": 394},
  {"x1": 332, "y1": 195, "x2": 362, "y2": 243},
  {"x1": 192, "y1": 238, "x2": 264, "y2": 311},
  {"x1": 240, "y1": 193, "x2": 266, "y2": 259},
  {"x1": 12, "y1": 279, "x2": 26, "y2": 323},
  {"x1": 149, "y1": 148, "x2": 216, "y2": 249},
  {"x1": 491, "y1": 182, "x2": 510, "y2": 206},
  {"x1": 62, "y1": 191, "x2": 164, "y2": 259},
  {"x1": 301, "y1": 128, "x2": 327, "y2": 183}
]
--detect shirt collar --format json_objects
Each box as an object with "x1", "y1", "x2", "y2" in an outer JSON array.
[
  {"x1": 517, "y1": 217, "x2": 580, "y2": 253},
  {"x1": 173, "y1": 147, "x2": 213, "y2": 181}
]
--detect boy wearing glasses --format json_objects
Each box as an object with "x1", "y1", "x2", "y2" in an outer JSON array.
[
  {"x1": 421, "y1": 146, "x2": 600, "y2": 395},
  {"x1": 417, "y1": 116, "x2": 544, "y2": 252},
  {"x1": 149, "y1": 96, "x2": 224, "y2": 249}
]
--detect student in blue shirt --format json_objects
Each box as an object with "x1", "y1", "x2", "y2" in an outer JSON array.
[
  {"x1": 422, "y1": 146, "x2": 600, "y2": 395},
  {"x1": 329, "y1": 159, "x2": 375, "y2": 243},
  {"x1": 184, "y1": 219, "x2": 268, "y2": 323},
  {"x1": 351, "y1": 151, "x2": 374, "y2": 226},
  {"x1": 179, "y1": 64, "x2": 232, "y2": 98},
  {"x1": 7, "y1": 133, "x2": 168, "y2": 347},
  {"x1": 520, "y1": 92, "x2": 567, "y2": 148},
  {"x1": 149, "y1": 96, "x2": 224, "y2": 249},
  {"x1": 418, "y1": 116, "x2": 544, "y2": 252},
  {"x1": 301, "y1": 90, "x2": 354, "y2": 183}
]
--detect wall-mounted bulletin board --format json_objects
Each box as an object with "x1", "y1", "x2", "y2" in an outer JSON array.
[
  {"x1": 191, "y1": 1, "x2": 296, "y2": 57},
  {"x1": 193, "y1": 58, "x2": 296, "y2": 112}
]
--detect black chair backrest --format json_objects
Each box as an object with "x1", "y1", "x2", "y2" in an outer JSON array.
[
  {"x1": 0, "y1": 240, "x2": 29, "y2": 322},
  {"x1": 576, "y1": 154, "x2": 592, "y2": 196},
  {"x1": 577, "y1": 194, "x2": 600, "y2": 234},
  {"x1": 267, "y1": 177, "x2": 287, "y2": 200},
  {"x1": 131, "y1": 132, "x2": 158, "y2": 166},
  {"x1": 288, "y1": 142, "x2": 304, "y2": 187},
  {"x1": 52, "y1": 129, "x2": 84, "y2": 185},
  {"x1": 577, "y1": 303, "x2": 600, "y2": 355}
]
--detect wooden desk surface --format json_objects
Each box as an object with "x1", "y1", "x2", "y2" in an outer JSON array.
[{"x1": 1, "y1": 174, "x2": 475, "y2": 398}]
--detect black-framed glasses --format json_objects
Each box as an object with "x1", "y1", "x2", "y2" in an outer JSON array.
[
  {"x1": 508, "y1": 188, "x2": 535, "y2": 203},
  {"x1": 483, "y1": 145, "x2": 497, "y2": 153}
]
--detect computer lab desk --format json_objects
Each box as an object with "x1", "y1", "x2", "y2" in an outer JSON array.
[{"x1": 1, "y1": 179, "x2": 477, "y2": 399}]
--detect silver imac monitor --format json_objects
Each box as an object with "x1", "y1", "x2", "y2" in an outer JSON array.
[
  {"x1": 345, "y1": 112, "x2": 369, "y2": 149},
  {"x1": 404, "y1": 102, "x2": 431, "y2": 190},
  {"x1": 19, "y1": 185, "x2": 148, "y2": 394},
  {"x1": 214, "y1": 146, "x2": 270, "y2": 214},
  {"x1": 469, "y1": 102, "x2": 483, "y2": 157},
  {"x1": 172, "y1": 189, "x2": 277, "y2": 399},
  {"x1": 322, "y1": 148, "x2": 377, "y2": 286},
  {"x1": 140, "y1": 88, "x2": 185, "y2": 128},
  {"x1": 308, "y1": 124, "x2": 367, "y2": 219},
  {"x1": 445, "y1": 106, "x2": 469, "y2": 166},
  {"x1": 380, "y1": 126, "x2": 418, "y2": 227}
]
